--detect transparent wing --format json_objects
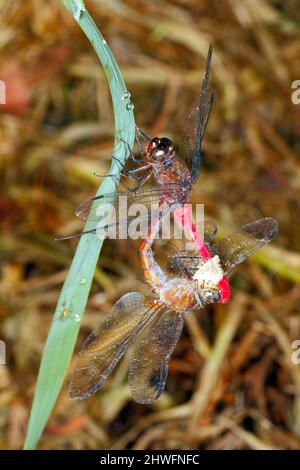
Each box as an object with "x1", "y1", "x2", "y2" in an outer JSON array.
[
  {"x1": 211, "y1": 217, "x2": 278, "y2": 274},
  {"x1": 166, "y1": 220, "x2": 218, "y2": 277},
  {"x1": 180, "y1": 45, "x2": 214, "y2": 182},
  {"x1": 167, "y1": 217, "x2": 278, "y2": 277},
  {"x1": 58, "y1": 184, "x2": 185, "y2": 240},
  {"x1": 76, "y1": 184, "x2": 186, "y2": 221},
  {"x1": 168, "y1": 249, "x2": 203, "y2": 278},
  {"x1": 128, "y1": 311, "x2": 184, "y2": 404},
  {"x1": 200, "y1": 219, "x2": 218, "y2": 248},
  {"x1": 69, "y1": 292, "x2": 160, "y2": 400}
]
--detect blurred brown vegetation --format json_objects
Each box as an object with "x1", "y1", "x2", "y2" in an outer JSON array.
[{"x1": 1, "y1": 0, "x2": 300, "y2": 450}]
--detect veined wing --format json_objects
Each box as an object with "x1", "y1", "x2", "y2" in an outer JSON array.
[
  {"x1": 58, "y1": 184, "x2": 185, "y2": 240},
  {"x1": 180, "y1": 45, "x2": 214, "y2": 183},
  {"x1": 128, "y1": 311, "x2": 184, "y2": 404},
  {"x1": 168, "y1": 218, "x2": 278, "y2": 277},
  {"x1": 203, "y1": 219, "x2": 218, "y2": 247},
  {"x1": 211, "y1": 217, "x2": 278, "y2": 274},
  {"x1": 76, "y1": 184, "x2": 185, "y2": 221},
  {"x1": 69, "y1": 292, "x2": 160, "y2": 400},
  {"x1": 169, "y1": 249, "x2": 203, "y2": 278},
  {"x1": 166, "y1": 220, "x2": 218, "y2": 277}
]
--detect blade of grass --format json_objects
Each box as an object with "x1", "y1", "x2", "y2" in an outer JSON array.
[{"x1": 24, "y1": 0, "x2": 135, "y2": 450}]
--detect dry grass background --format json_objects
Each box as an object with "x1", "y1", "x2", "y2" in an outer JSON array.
[{"x1": 1, "y1": 0, "x2": 300, "y2": 450}]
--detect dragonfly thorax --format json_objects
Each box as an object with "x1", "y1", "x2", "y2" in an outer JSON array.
[{"x1": 158, "y1": 278, "x2": 197, "y2": 312}]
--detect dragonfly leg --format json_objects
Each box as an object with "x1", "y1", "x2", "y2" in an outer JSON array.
[
  {"x1": 112, "y1": 156, "x2": 149, "y2": 182},
  {"x1": 136, "y1": 126, "x2": 151, "y2": 142},
  {"x1": 135, "y1": 127, "x2": 151, "y2": 157},
  {"x1": 93, "y1": 170, "x2": 145, "y2": 183},
  {"x1": 110, "y1": 175, "x2": 137, "y2": 191},
  {"x1": 112, "y1": 155, "x2": 150, "y2": 178},
  {"x1": 112, "y1": 154, "x2": 125, "y2": 169},
  {"x1": 122, "y1": 173, "x2": 142, "y2": 183},
  {"x1": 119, "y1": 138, "x2": 145, "y2": 165},
  {"x1": 125, "y1": 166, "x2": 150, "y2": 175},
  {"x1": 115, "y1": 165, "x2": 150, "y2": 181},
  {"x1": 92, "y1": 172, "x2": 132, "y2": 191},
  {"x1": 130, "y1": 170, "x2": 152, "y2": 192},
  {"x1": 110, "y1": 169, "x2": 152, "y2": 192},
  {"x1": 93, "y1": 168, "x2": 152, "y2": 192}
]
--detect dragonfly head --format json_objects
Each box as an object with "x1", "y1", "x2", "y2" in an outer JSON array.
[
  {"x1": 193, "y1": 255, "x2": 224, "y2": 306},
  {"x1": 147, "y1": 137, "x2": 174, "y2": 161}
]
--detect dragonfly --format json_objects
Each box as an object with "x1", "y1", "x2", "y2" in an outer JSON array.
[
  {"x1": 59, "y1": 46, "x2": 213, "y2": 243},
  {"x1": 59, "y1": 45, "x2": 230, "y2": 302},
  {"x1": 69, "y1": 217, "x2": 278, "y2": 404}
]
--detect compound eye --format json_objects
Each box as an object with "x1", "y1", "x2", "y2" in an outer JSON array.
[
  {"x1": 159, "y1": 137, "x2": 173, "y2": 151},
  {"x1": 199, "y1": 290, "x2": 221, "y2": 305},
  {"x1": 147, "y1": 137, "x2": 160, "y2": 155}
]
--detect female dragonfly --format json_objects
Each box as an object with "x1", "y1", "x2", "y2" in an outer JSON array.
[{"x1": 69, "y1": 217, "x2": 278, "y2": 404}]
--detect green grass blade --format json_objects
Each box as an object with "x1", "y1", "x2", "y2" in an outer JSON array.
[{"x1": 24, "y1": 0, "x2": 135, "y2": 450}]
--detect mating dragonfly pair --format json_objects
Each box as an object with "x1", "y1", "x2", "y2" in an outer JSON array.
[{"x1": 63, "y1": 46, "x2": 278, "y2": 404}]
